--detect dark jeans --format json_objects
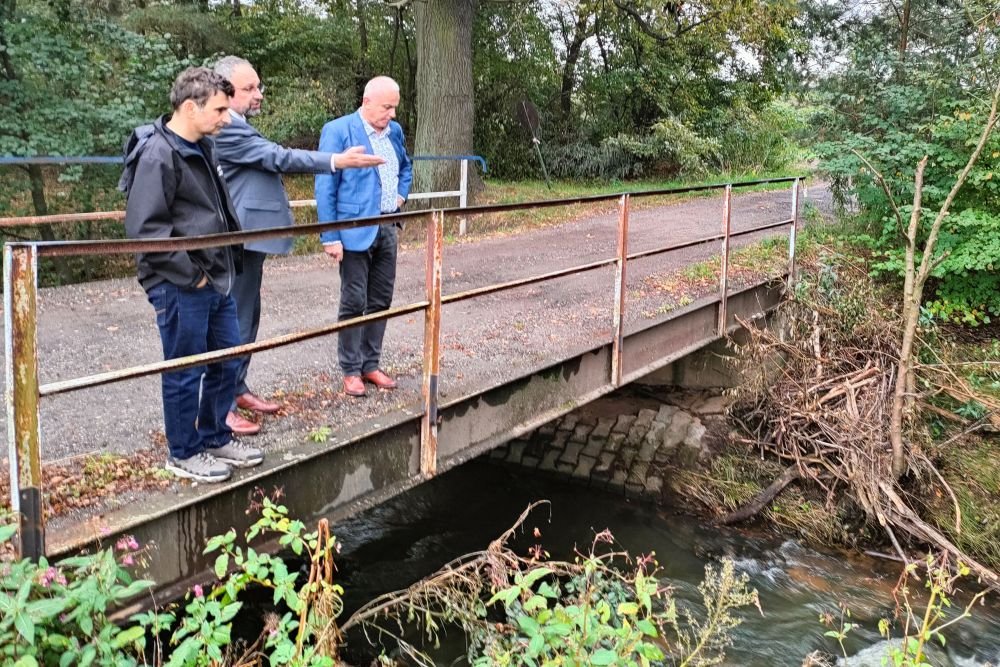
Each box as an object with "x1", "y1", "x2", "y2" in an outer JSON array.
[
  {"x1": 338, "y1": 224, "x2": 397, "y2": 376},
  {"x1": 147, "y1": 282, "x2": 240, "y2": 460},
  {"x1": 230, "y1": 249, "x2": 267, "y2": 406}
]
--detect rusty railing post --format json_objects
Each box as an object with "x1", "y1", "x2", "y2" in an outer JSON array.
[
  {"x1": 718, "y1": 184, "x2": 732, "y2": 336},
  {"x1": 611, "y1": 194, "x2": 630, "y2": 386},
  {"x1": 420, "y1": 211, "x2": 444, "y2": 477},
  {"x1": 4, "y1": 243, "x2": 44, "y2": 560},
  {"x1": 787, "y1": 177, "x2": 800, "y2": 293}
]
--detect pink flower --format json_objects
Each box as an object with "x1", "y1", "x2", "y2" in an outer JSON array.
[
  {"x1": 38, "y1": 566, "x2": 64, "y2": 588},
  {"x1": 193, "y1": 584, "x2": 204, "y2": 598},
  {"x1": 121, "y1": 554, "x2": 135, "y2": 566}
]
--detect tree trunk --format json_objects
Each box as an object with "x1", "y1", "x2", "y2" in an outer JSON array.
[
  {"x1": 354, "y1": 0, "x2": 370, "y2": 100},
  {"x1": 389, "y1": 9, "x2": 401, "y2": 80},
  {"x1": 898, "y1": 0, "x2": 911, "y2": 60},
  {"x1": 401, "y1": 15, "x2": 417, "y2": 130},
  {"x1": 558, "y1": 9, "x2": 593, "y2": 130},
  {"x1": 25, "y1": 165, "x2": 75, "y2": 284},
  {"x1": 890, "y1": 157, "x2": 926, "y2": 478},
  {"x1": 414, "y1": 0, "x2": 479, "y2": 203},
  {"x1": 890, "y1": 79, "x2": 1000, "y2": 478}
]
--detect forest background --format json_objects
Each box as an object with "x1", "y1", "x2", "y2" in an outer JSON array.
[{"x1": 2, "y1": 0, "x2": 1000, "y2": 326}]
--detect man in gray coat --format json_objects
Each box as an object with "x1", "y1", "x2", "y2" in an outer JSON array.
[{"x1": 212, "y1": 56, "x2": 384, "y2": 435}]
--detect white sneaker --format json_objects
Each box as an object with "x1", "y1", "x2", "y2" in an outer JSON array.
[
  {"x1": 209, "y1": 441, "x2": 264, "y2": 468},
  {"x1": 166, "y1": 452, "x2": 232, "y2": 483}
]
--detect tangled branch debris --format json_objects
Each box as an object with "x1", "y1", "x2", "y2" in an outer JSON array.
[{"x1": 725, "y1": 255, "x2": 1000, "y2": 590}]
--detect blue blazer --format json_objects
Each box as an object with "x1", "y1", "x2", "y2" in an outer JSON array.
[
  {"x1": 215, "y1": 114, "x2": 335, "y2": 255},
  {"x1": 315, "y1": 111, "x2": 413, "y2": 251}
]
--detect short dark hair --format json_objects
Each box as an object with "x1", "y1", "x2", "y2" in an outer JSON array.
[{"x1": 169, "y1": 67, "x2": 235, "y2": 110}]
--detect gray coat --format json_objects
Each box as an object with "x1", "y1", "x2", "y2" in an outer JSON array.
[{"x1": 214, "y1": 114, "x2": 335, "y2": 255}]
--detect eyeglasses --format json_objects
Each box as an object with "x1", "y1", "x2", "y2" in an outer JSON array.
[{"x1": 239, "y1": 84, "x2": 265, "y2": 95}]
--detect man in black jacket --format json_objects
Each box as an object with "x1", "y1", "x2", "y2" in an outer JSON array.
[{"x1": 123, "y1": 67, "x2": 264, "y2": 483}]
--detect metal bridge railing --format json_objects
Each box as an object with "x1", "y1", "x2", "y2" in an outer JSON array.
[
  {"x1": 0, "y1": 154, "x2": 487, "y2": 231},
  {"x1": 4, "y1": 176, "x2": 801, "y2": 560}
]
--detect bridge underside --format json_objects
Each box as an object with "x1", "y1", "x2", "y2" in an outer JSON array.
[{"x1": 50, "y1": 279, "x2": 783, "y2": 597}]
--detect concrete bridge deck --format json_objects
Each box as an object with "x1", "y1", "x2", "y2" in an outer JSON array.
[{"x1": 2, "y1": 183, "x2": 823, "y2": 592}]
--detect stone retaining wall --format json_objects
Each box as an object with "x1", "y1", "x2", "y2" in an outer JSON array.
[{"x1": 489, "y1": 390, "x2": 730, "y2": 501}]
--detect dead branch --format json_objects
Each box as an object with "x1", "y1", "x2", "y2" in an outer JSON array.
[
  {"x1": 720, "y1": 465, "x2": 802, "y2": 525},
  {"x1": 727, "y1": 254, "x2": 1000, "y2": 588}
]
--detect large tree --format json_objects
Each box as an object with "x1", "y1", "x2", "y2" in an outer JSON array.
[{"x1": 413, "y1": 0, "x2": 477, "y2": 198}]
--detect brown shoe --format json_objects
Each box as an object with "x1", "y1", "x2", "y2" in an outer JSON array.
[
  {"x1": 343, "y1": 375, "x2": 366, "y2": 397},
  {"x1": 362, "y1": 369, "x2": 397, "y2": 390},
  {"x1": 236, "y1": 392, "x2": 280, "y2": 414},
  {"x1": 226, "y1": 411, "x2": 261, "y2": 436}
]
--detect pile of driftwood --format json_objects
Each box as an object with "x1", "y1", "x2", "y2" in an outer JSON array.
[{"x1": 724, "y1": 260, "x2": 1000, "y2": 590}]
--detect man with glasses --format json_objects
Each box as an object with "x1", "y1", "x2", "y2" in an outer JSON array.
[{"x1": 212, "y1": 56, "x2": 385, "y2": 435}]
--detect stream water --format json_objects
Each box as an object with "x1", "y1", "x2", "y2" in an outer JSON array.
[{"x1": 321, "y1": 459, "x2": 999, "y2": 666}]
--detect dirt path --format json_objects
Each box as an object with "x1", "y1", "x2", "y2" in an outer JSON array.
[{"x1": 0, "y1": 184, "x2": 830, "y2": 468}]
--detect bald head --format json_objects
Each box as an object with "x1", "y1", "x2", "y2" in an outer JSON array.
[{"x1": 360, "y1": 76, "x2": 400, "y2": 132}]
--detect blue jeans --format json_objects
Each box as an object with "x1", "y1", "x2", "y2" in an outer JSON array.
[{"x1": 147, "y1": 282, "x2": 241, "y2": 460}]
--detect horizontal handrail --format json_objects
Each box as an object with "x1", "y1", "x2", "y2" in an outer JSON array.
[
  {"x1": 39, "y1": 301, "x2": 429, "y2": 397},
  {"x1": 443, "y1": 257, "x2": 619, "y2": 305},
  {"x1": 0, "y1": 176, "x2": 803, "y2": 229},
  {"x1": 626, "y1": 219, "x2": 793, "y2": 262},
  {"x1": 33, "y1": 216, "x2": 795, "y2": 398},
  {"x1": 412, "y1": 155, "x2": 487, "y2": 173},
  {"x1": 31, "y1": 210, "x2": 420, "y2": 256}
]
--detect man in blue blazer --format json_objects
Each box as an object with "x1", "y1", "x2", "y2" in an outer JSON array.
[
  {"x1": 213, "y1": 56, "x2": 385, "y2": 432},
  {"x1": 315, "y1": 76, "x2": 413, "y2": 397}
]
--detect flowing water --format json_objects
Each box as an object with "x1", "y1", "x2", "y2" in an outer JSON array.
[{"x1": 323, "y1": 459, "x2": 1000, "y2": 666}]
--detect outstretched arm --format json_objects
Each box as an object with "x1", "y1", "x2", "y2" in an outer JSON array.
[{"x1": 216, "y1": 127, "x2": 383, "y2": 174}]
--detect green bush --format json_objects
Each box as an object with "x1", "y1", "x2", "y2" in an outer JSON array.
[
  {"x1": 816, "y1": 67, "x2": 1000, "y2": 325},
  {"x1": 472, "y1": 543, "x2": 757, "y2": 666},
  {"x1": 0, "y1": 519, "x2": 155, "y2": 666},
  {"x1": 714, "y1": 100, "x2": 806, "y2": 175}
]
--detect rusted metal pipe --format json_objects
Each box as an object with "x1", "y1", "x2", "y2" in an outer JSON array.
[
  {"x1": 32, "y1": 212, "x2": 424, "y2": 256},
  {"x1": 611, "y1": 194, "x2": 630, "y2": 386},
  {"x1": 442, "y1": 257, "x2": 617, "y2": 305},
  {"x1": 4, "y1": 244, "x2": 44, "y2": 560},
  {"x1": 2, "y1": 176, "x2": 804, "y2": 229},
  {"x1": 624, "y1": 219, "x2": 791, "y2": 263},
  {"x1": 718, "y1": 185, "x2": 732, "y2": 335},
  {"x1": 788, "y1": 178, "x2": 800, "y2": 293},
  {"x1": 39, "y1": 302, "x2": 428, "y2": 397},
  {"x1": 421, "y1": 211, "x2": 444, "y2": 477}
]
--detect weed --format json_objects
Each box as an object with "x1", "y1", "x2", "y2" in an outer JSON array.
[{"x1": 308, "y1": 425, "x2": 333, "y2": 443}]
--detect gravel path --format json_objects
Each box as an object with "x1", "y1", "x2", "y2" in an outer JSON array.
[{"x1": 1, "y1": 183, "x2": 831, "y2": 465}]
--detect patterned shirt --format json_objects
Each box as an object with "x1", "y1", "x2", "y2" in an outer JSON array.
[{"x1": 360, "y1": 114, "x2": 400, "y2": 213}]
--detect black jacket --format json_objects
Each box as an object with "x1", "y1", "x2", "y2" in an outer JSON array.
[{"x1": 122, "y1": 116, "x2": 243, "y2": 294}]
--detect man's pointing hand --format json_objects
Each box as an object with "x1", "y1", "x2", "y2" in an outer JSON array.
[{"x1": 333, "y1": 145, "x2": 386, "y2": 169}]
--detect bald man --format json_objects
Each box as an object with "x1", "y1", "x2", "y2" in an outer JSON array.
[{"x1": 314, "y1": 76, "x2": 413, "y2": 398}]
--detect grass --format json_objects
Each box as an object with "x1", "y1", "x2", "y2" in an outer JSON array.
[
  {"x1": 928, "y1": 435, "x2": 1000, "y2": 569},
  {"x1": 637, "y1": 236, "x2": 789, "y2": 317}
]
